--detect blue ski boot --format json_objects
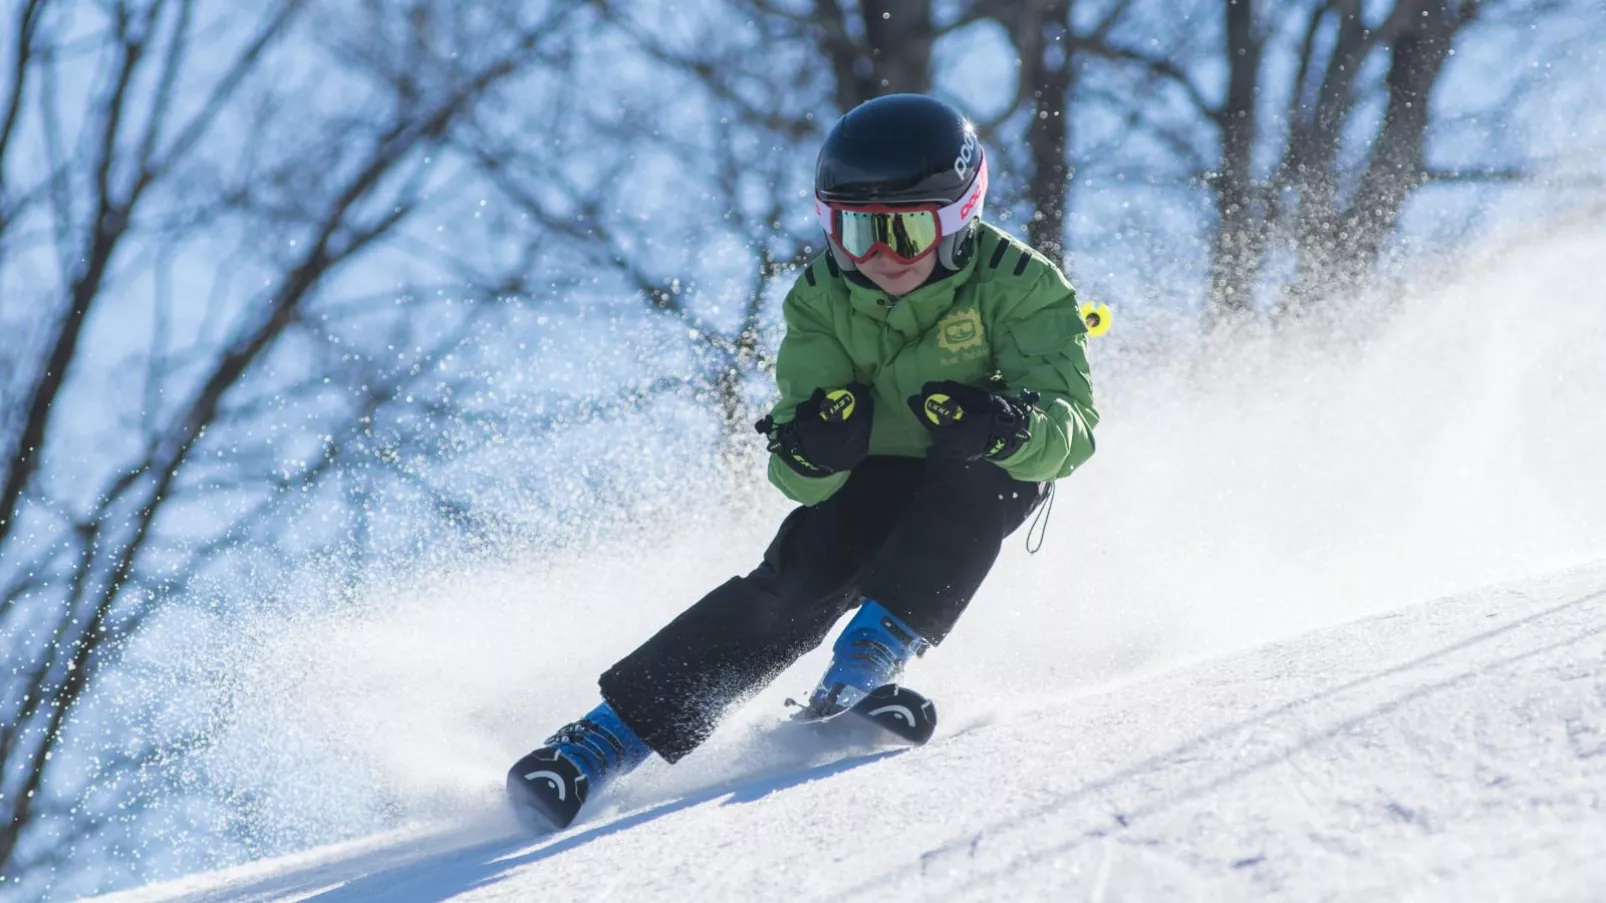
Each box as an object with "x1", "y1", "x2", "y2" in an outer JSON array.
[
  {"x1": 506, "y1": 700, "x2": 651, "y2": 833},
  {"x1": 799, "y1": 600, "x2": 930, "y2": 720}
]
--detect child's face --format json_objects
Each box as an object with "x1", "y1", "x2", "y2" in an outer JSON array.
[{"x1": 857, "y1": 249, "x2": 936, "y2": 297}]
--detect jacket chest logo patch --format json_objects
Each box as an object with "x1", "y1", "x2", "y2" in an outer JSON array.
[{"x1": 936, "y1": 310, "x2": 985, "y2": 352}]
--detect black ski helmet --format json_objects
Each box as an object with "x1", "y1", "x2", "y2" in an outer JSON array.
[{"x1": 815, "y1": 94, "x2": 987, "y2": 273}]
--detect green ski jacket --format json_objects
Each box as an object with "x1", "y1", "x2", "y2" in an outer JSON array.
[{"x1": 767, "y1": 222, "x2": 1099, "y2": 505}]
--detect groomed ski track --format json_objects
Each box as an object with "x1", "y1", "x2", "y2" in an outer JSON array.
[{"x1": 94, "y1": 561, "x2": 1606, "y2": 902}]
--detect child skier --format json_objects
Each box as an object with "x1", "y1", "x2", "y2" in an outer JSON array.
[{"x1": 508, "y1": 93, "x2": 1098, "y2": 831}]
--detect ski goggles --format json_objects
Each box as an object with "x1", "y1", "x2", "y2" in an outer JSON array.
[{"x1": 814, "y1": 158, "x2": 988, "y2": 265}]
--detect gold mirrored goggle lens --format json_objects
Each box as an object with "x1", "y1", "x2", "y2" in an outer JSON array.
[{"x1": 834, "y1": 208, "x2": 941, "y2": 261}]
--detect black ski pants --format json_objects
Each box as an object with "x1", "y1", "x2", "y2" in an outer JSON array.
[{"x1": 599, "y1": 455, "x2": 1046, "y2": 762}]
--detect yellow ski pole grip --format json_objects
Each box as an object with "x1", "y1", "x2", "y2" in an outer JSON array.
[{"x1": 1080, "y1": 301, "x2": 1113, "y2": 337}]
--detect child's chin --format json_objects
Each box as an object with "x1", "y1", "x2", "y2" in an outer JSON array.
[{"x1": 873, "y1": 272, "x2": 917, "y2": 291}]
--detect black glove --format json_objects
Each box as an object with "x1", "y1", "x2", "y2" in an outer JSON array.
[
  {"x1": 755, "y1": 382, "x2": 875, "y2": 477},
  {"x1": 907, "y1": 379, "x2": 1036, "y2": 462}
]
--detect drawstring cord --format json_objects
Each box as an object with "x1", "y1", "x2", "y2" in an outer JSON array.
[{"x1": 1025, "y1": 481, "x2": 1055, "y2": 554}]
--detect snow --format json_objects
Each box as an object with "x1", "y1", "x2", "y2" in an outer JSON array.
[
  {"x1": 90, "y1": 560, "x2": 1606, "y2": 902},
  {"x1": 67, "y1": 226, "x2": 1606, "y2": 902}
]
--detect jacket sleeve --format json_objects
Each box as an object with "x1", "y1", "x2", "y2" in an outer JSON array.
[
  {"x1": 991, "y1": 273, "x2": 1099, "y2": 483},
  {"x1": 765, "y1": 284, "x2": 856, "y2": 505}
]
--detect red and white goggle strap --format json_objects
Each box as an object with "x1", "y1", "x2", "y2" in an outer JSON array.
[{"x1": 937, "y1": 156, "x2": 987, "y2": 236}]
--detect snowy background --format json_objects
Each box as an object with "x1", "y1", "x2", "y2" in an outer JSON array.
[
  {"x1": 87, "y1": 561, "x2": 1606, "y2": 902},
  {"x1": 2, "y1": 1, "x2": 1605, "y2": 900}
]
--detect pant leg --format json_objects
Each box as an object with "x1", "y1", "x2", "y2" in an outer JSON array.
[
  {"x1": 599, "y1": 457, "x2": 927, "y2": 762},
  {"x1": 856, "y1": 455, "x2": 1046, "y2": 644}
]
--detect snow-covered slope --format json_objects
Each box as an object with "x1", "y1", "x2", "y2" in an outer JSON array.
[
  {"x1": 93, "y1": 561, "x2": 1606, "y2": 902},
  {"x1": 73, "y1": 228, "x2": 1606, "y2": 902}
]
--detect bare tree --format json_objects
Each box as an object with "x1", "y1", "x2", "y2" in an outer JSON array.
[
  {"x1": 0, "y1": 1, "x2": 588, "y2": 896},
  {"x1": 1011, "y1": 1, "x2": 1077, "y2": 261},
  {"x1": 437, "y1": 1, "x2": 835, "y2": 476},
  {"x1": 1272, "y1": 0, "x2": 1476, "y2": 313},
  {"x1": 1067, "y1": 0, "x2": 1589, "y2": 322},
  {"x1": 588, "y1": 0, "x2": 1599, "y2": 339}
]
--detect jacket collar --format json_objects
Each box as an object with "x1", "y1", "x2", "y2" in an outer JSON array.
[{"x1": 843, "y1": 251, "x2": 981, "y2": 339}]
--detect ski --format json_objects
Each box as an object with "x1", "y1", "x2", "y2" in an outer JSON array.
[
  {"x1": 506, "y1": 748, "x2": 588, "y2": 835},
  {"x1": 847, "y1": 684, "x2": 938, "y2": 745},
  {"x1": 785, "y1": 683, "x2": 938, "y2": 747}
]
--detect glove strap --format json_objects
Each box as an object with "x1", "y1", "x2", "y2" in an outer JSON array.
[
  {"x1": 984, "y1": 392, "x2": 1037, "y2": 461},
  {"x1": 757, "y1": 416, "x2": 836, "y2": 478}
]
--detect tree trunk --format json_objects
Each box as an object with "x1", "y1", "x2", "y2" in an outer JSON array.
[
  {"x1": 1315, "y1": 1, "x2": 1469, "y2": 297},
  {"x1": 1205, "y1": 0, "x2": 1264, "y2": 321},
  {"x1": 1018, "y1": 1, "x2": 1076, "y2": 262},
  {"x1": 816, "y1": 0, "x2": 933, "y2": 111}
]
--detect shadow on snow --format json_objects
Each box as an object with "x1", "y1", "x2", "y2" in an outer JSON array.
[{"x1": 209, "y1": 747, "x2": 905, "y2": 903}]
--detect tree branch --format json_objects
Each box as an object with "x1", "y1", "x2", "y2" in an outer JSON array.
[
  {"x1": 0, "y1": 9, "x2": 148, "y2": 558},
  {"x1": 0, "y1": 0, "x2": 50, "y2": 225}
]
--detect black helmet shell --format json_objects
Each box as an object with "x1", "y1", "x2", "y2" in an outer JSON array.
[{"x1": 815, "y1": 94, "x2": 981, "y2": 206}]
